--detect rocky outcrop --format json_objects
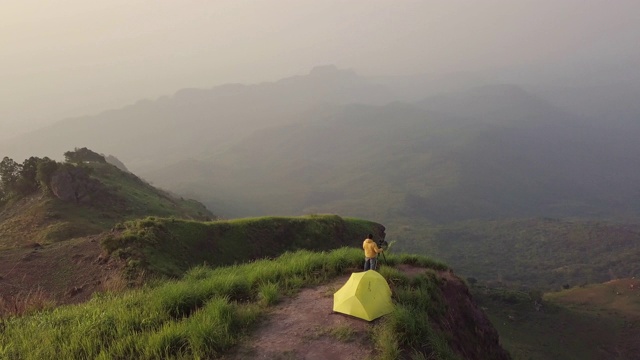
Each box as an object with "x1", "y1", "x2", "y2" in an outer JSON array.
[
  {"x1": 50, "y1": 166, "x2": 104, "y2": 203},
  {"x1": 436, "y1": 271, "x2": 512, "y2": 360},
  {"x1": 394, "y1": 265, "x2": 511, "y2": 359}
]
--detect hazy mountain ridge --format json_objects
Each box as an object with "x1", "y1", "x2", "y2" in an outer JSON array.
[
  {"x1": 142, "y1": 83, "x2": 640, "y2": 224},
  {"x1": 370, "y1": 71, "x2": 489, "y2": 102},
  {"x1": 0, "y1": 66, "x2": 391, "y2": 171},
  {"x1": 417, "y1": 84, "x2": 575, "y2": 125},
  {"x1": 143, "y1": 101, "x2": 461, "y2": 218},
  {"x1": 4, "y1": 66, "x2": 640, "y2": 224}
]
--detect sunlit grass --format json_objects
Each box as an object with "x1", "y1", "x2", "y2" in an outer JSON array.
[
  {"x1": 1, "y1": 248, "x2": 452, "y2": 359},
  {"x1": 102, "y1": 214, "x2": 382, "y2": 278},
  {"x1": 258, "y1": 282, "x2": 280, "y2": 306}
]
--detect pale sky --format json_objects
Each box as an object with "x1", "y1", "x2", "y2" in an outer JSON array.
[{"x1": 1, "y1": 0, "x2": 639, "y2": 139}]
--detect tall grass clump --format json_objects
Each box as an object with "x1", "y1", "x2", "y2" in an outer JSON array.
[
  {"x1": 372, "y1": 310, "x2": 402, "y2": 360},
  {"x1": 325, "y1": 246, "x2": 363, "y2": 273},
  {"x1": 328, "y1": 324, "x2": 357, "y2": 342},
  {"x1": 0, "y1": 288, "x2": 56, "y2": 318},
  {"x1": 378, "y1": 266, "x2": 410, "y2": 287},
  {"x1": 386, "y1": 253, "x2": 449, "y2": 271},
  {"x1": 153, "y1": 272, "x2": 252, "y2": 319},
  {"x1": 183, "y1": 265, "x2": 215, "y2": 281},
  {"x1": 258, "y1": 282, "x2": 280, "y2": 306},
  {"x1": 373, "y1": 271, "x2": 459, "y2": 360}
]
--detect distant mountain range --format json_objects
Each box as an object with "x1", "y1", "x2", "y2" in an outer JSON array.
[
  {"x1": 2, "y1": 65, "x2": 640, "y2": 226},
  {"x1": 144, "y1": 83, "x2": 640, "y2": 224},
  {"x1": 1, "y1": 65, "x2": 390, "y2": 171}
]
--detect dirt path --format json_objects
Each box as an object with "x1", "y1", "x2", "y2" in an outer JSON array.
[
  {"x1": 223, "y1": 274, "x2": 384, "y2": 360},
  {"x1": 224, "y1": 266, "x2": 434, "y2": 360}
]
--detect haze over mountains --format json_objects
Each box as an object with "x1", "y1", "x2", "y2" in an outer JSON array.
[
  {"x1": 2, "y1": 66, "x2": 391, "y2": 170},
  {"x1": 3, "y1": 64, "x2": 640, "y2": 227},
  {"x1": 5, "y1": 3, "x2": 640, "y2": 358}
]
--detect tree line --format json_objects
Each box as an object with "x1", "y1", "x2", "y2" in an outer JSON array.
[{"x1": 0, "y1": 148, "x2": 105, "y2": 205}]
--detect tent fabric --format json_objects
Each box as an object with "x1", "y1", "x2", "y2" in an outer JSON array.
[{"x1": 333, "y1": 270, "x2": 394, "y2": 321}]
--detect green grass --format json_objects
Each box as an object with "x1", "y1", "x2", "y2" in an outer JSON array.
[
  {"x1": 328, "y1": 324, "x2": 357, "y2": 342},
  {"x1": 257, "y1": 282, "x2": 280, "y2": 306},
  {"x1": 373, "y1": 269, "x2": 459, "y2": 360},
  {"x1": 1, "y1": 248, "x2": 457, "y2": 360},
  {"x1": 89, "y1": 162, "x2": 212, "y2": 221},
  {"x1": 101, "y1": 214, "x2": 385, "y2": 278}
]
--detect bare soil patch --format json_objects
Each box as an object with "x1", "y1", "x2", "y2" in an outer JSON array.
[
  {"x1": 223, "y1": 265, "x2": 465, "y2": 360},
  {"x1": 223, "y1": 273, "x2": 376, "y2": 360},
  {"x1": 0, "y1": 234, "x2": 123, "y2": 312}
]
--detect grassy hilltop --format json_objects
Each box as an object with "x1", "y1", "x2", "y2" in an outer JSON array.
[
  {"x1": 0, "y1": 248, "x2": 511, "y2": 360},
  {"x1": 0, "y1": 149, "x2": 212, "y2": 250},
  {"x1": 103, "y1": 215, "x2": 385, "y2": 278}
]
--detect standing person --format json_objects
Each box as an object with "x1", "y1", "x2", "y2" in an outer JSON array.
[{"x1": 363, "y1": 234, "x2": 383, "y2": 271}]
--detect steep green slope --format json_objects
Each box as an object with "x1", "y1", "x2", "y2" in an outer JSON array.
[
  {"x1": 102, "y1": 215, "x2": 385, "y2": 277},
  {"x1": 0, "y1": 158, "x2": 213, "y2": 250},
  {"x1": 89, "y1": 161, "x2": 212, "y2": 220},
  {"x1": 0, "y1": 66, "x2": 391, "y2": 171}
]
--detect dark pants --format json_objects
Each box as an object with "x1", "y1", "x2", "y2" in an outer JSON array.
[{"x1": 364, "y1": 257, "x2": 378, "y2": 271}]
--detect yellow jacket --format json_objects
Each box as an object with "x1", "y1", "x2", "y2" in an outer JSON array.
[{"x1": 363, "y1": 238, "x2": 383, "y2": 258}]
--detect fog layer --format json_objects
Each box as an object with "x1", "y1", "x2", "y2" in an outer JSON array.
[{"x1": 2, "y1": 0, "x2": 639, "y2": 139}]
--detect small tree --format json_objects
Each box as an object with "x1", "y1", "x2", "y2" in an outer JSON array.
[
  {"x1": 15, "y1": 156, "x2": 41, "y2": 195},
  {"x1": 64, "y1": 147, "x2": 106, "y2": 164},
  {"x1": 0, "y1": 156, "x2": 21, "y2": 197},
  {"x1": 36, "y1": 157, "x2": 59, "y2": 192}
]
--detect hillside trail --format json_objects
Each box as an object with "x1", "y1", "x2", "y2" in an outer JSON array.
[{"x1": 222, "y1": 265, "x2": 430, "y2": 360}]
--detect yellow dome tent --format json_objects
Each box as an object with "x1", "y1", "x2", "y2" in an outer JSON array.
[{"x1": 333, "y1": 270, "x2": 394, "y2": 321}]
